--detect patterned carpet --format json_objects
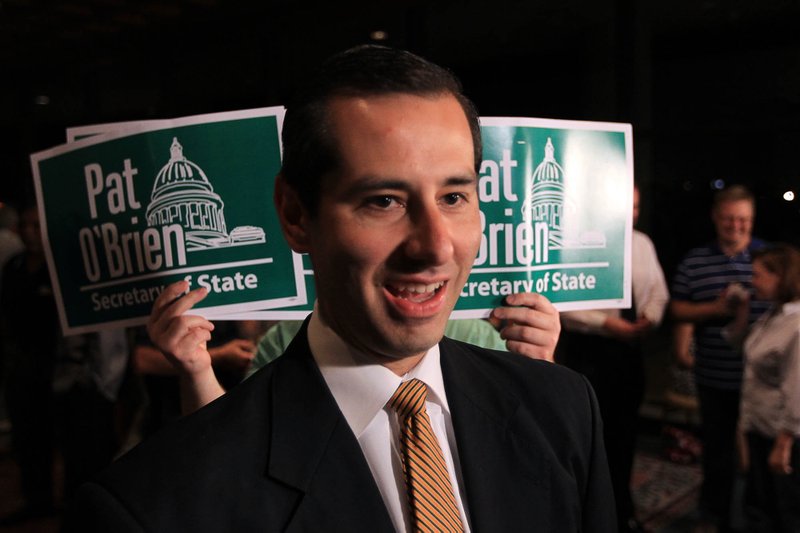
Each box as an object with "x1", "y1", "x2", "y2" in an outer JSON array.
[{"x1": 632, "y1": 450, "x2": 702, "y2": 531}]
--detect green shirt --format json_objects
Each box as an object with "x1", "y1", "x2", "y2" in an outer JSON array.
[{"x1": 249, "y1": 318, "x2": 506, "y2": 378}]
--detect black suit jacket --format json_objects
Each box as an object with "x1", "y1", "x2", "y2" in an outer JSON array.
[{"x1": 66, "y1": 323, "x2": 616, "y2": 532}]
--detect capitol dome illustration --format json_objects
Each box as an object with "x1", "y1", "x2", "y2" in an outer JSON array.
[
  {"x1": 522, "y1": 137, "x2": 568, "y2": 248},
  {"x1": 146, "y1": 137, "x2": 264, "y2": 251}
]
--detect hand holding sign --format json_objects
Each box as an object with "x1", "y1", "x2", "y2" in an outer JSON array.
[
  {"x1": 489, "y1": 292, "x2": 560, "y2": 361},
  {"x1": 147, "y1": 280, "x2": 215, "y2": 376}
]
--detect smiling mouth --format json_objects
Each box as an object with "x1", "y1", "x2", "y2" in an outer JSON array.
[{"x1": 386, "y1": 281, "x2": 445, "y2": 303}]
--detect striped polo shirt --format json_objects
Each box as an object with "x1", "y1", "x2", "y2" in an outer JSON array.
[{"x1": 671, "y1": 239, "x2": 770, "y2": 390}]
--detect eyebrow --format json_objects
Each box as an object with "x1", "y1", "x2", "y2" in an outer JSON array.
[{"x1": 342, "y1": 175, "x2": 478, "y2": 197}]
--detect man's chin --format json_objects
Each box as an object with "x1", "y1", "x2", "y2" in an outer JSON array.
[{"x1": 373, "y1": 321, "x2": 447, "y2": 358}]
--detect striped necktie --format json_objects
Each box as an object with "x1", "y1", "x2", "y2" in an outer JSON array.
[{"x1": 388, "y1": 378, "x2": 464, "y2": 532}]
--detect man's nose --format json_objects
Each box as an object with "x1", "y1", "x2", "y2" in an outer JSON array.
[{"x1": 404, "y1": 204, "x2": 454, "y2": 265}]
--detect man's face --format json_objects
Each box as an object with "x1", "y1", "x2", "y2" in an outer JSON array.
[
  {"x1": 289, "y1": 93, "x2": 480, "y2": 365},
  {"x1": 712, "y1": 199, "x2": 754, "y2": 252}
]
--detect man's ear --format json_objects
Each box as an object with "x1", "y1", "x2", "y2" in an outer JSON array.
[{"x1": 274, "y1": 174, "x2": 311, "y2": 253}]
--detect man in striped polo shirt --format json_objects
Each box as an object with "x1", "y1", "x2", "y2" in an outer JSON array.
[{"x1": 670, "y1": 185, "x2": 769, "y2": 532}]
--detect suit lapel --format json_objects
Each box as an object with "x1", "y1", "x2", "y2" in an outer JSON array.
[
  {"x1": 441, "y1": 339, "x2": 555, "y2": 532},
  {"x1": 266, "y1": 324, "x2": 395, "y2": 532}
]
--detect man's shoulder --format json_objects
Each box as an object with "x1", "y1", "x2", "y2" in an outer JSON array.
[
  {"x1": 678, "y1": 242, "x2": 719, "y2": 263},
  {"x1": 439, "y1": 337, "x2": 592, "y2": 406},
  {"x1": 442, "y1": 335, "x2": 580, "y2": 374},
  {"x1": 749, "y1": 237, "x2": 768, "y2": 252},
  {"x1": 70, "y1": 358, "x2": 297, "y2": 531},
  {"x1": 106, "y1": 363, "x2": 277, "y2": 474}
]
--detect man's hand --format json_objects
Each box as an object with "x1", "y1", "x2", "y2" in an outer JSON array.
[
  {"x1": 489, "y1": 292, "x2": 560, "y2": 362},
  {"x1": 147, "y1": 280, "x2": 214, "y2": 377},
  {"x1": 670, "y1": 283, "x2": 747, "y2": 323},
  {"x1": 210, "y1": 339, "x2": 256, "y2": 372},
  {"x1": 603, "y1": 316, "x2": 652, "y2": 341},
  {"x1": 673, "y1": 323, "x2": 696, "y2": 368},
  {"x1": 769, "y1": 432, "x2": 795, "y2": 475}
]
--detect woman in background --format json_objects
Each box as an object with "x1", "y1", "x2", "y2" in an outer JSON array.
[{"x1": 731, "y1": 244, "x2": 800, "y2": 532}]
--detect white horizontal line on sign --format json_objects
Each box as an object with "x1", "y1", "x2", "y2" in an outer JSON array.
[
  {"x1": 79, "y1": 258, "x2": 274, "y2": 291},
  {"x1": 470, "y1": 262, "x2": 609, "y2": 274}
]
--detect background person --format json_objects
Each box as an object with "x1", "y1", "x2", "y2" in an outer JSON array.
[
  {"x1": 726, "y1": 244, "x2": 800, "y2": 532},
  {"x1": 670, "y1": 184, "x2": 770, "y2": 531},
  {"x1": 0, "y1": 205, "x2": 59, "y2": 524}
]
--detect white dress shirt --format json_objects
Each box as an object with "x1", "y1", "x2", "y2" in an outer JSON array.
[
  {"x1": 740, "y1": 301, "x2": 800, "y2": 437},
  {"x1": 561, "y1": 229, "x2": 669, "y2": 334},
  {"x1": 308, "y1": 311, "x2": 472, "y2": 532}
]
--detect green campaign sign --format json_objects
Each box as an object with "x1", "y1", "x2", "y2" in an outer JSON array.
[
  {"x1": 32, "y1": 107, "x2": 306, "y2": 334},
  {"x1": 452, "y1": 117, "x2": 633, "y2": 317}
]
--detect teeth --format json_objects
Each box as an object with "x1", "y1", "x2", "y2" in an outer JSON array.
[{"x1": 393, "y1": 281, "x2": 443, "y2": 294}]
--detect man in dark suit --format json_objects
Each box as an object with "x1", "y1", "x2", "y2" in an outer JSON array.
[{"x1": 67, "y1": 45, "x2": 616, "y2": 532}]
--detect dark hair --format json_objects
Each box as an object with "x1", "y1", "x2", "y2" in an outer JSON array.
[
  {"x1": 280, "y1": 45, "x2": 482, "y2": 214},
  {"x1": 752, "y1": 243, "x2": 800, "y2": 303}
]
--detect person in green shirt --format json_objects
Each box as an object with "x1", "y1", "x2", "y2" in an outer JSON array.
[
  {"x1": 174, "y1": 290, "x2": 560, "y2": 413},
  {"x1": 250, "y1": 317, "x2": 509, "y2": 379}
]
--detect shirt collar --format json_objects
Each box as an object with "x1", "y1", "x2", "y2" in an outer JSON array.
[
  {"x1": 781, "y1": 301, "x2": 800, "y2": 315},
  {"x1": 308, "y1": 310, "x2": 450, "y2": 438}
]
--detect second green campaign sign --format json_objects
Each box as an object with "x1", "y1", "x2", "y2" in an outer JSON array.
[
  {"x1": 32, "y1": 107, "x2": 306, "y2": 334},
  {"x1": 451, "y1": 117, "x2": 633, "y2": 317}
]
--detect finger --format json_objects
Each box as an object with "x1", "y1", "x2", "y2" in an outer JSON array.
[
  {"x1": 151, "y1": 281, "x2": 191, "y2": 322},
  {"x1": 151, "y1": 283, "x2": 209, "y2": 322},
  {"x1": 504, "y1": 339, "x2": 554, "y2": 362},
  {"x1": 500, "y1": 322, "x2": 559, "y2": 351},
  {"x1": 504, "y1": 292, "x2": 557, "y2": 312},
  {"x1": 164, "y1": 287, "x2": 210, "y2": 320},
  {"x1": 493, "y1": 293, "x2": 559, "y2": 322},
  {"x1": 493, "y1": 305, "x2": 560, "y2": 331},
  {"x1": 163, "y1": 315, "x2": 214, "y2": 341},
  {"x1": 173, "y1": 326, "x2": 212, "y2": 353},
  {"x1": 236, "y1": 339, "x2": 256, "y2": 351},
  {"x1": 172, "y1": 329, "x2": 214, "y2": 372},
  {"x1": 149, "y1": 288, "x2": 210, "y2": 337},
  {"x1": 149, "y1": 311, "x2": 214, "y2": 344},
  {"x1": 159, "y1": 316, "x2": 214, "y2": 356},
  {"x1": 486, "y1": 314, "x2": 503, "y2": 330}
]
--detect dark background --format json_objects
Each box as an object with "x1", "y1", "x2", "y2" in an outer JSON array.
[{"x1": 2, "y1": 0, "x2": 800, "y2": 276}]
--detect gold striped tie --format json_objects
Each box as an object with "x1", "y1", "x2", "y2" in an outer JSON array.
[{"x1": 388, "y1": 378, "x2": 464, "y2": 532}]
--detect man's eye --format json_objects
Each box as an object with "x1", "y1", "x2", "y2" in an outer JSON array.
[
  {"x1": 366, "y1": 196, "x2": 398, "y2": 209},
  {"x1": 442, "y1": 193, "x2": 466, "y2": 206}
]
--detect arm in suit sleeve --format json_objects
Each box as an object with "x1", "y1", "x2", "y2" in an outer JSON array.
[
  {"x1": 62, "y1": 482, "x2": 145, "y2": 533},
  {"x1": 579, "y1": 374, "x2": 618, "y2": 532}
]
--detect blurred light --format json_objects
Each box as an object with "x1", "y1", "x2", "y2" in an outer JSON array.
[
  {"x1": 682, "y1": 180, "x2": 694, "y2": 191},
  {"x1": 34, "y1": 95, "x2": 50, "y2": 106},
  {"x1": 784, "y1": 190, "x2": 795, "y2": 202},
  {"x1": 712, "y1": 179, "x2": 725, "y2": 190},
  {"x1": 370, "y1": 30, "x2": 388, "y2": 41}
]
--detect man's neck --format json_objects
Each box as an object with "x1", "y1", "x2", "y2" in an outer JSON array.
[
  {"x1": 380, "y1": 353, "x2": 426, "y2": 377},
  {"x1": 310, "y1": 310, "x2": 429, "y2": 377},
  {"x1": 718, "y1": 239, "x2": 749, "y2": 257}
]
